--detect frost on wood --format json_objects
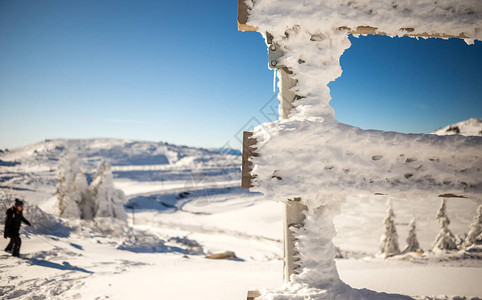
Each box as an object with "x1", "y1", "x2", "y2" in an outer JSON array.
[
  {"x1": 432, "y1": 199, "x2": 457, "y2": 251},
  {"x1": 249, "y1": 26, "x2": 480, "y2": 295},
  {"x1": 242, "y1": 0, "x2": 482, "y2": 298},
  {"x1": 244, "y1": 0, "x2": 482, "y2": 297},
  {"x1": 462, "y1": 204, "x2": 482, "y2": 249},
  {"x1": 402, "y1": 216, "x2": 422, "y2": 254},
  {"x1": 292, "y1": 201, "x2": 342, "y2": 288},
  {"x1": 246, "y1": 0, "x2": 482, "y2": 43},
  {"x1": 56, "y1": 155, "x2": 126, "y2": 222},
  {"x1": 250, "y1": 27, "x2": 481, "y2": 201},
  {"x1": 379, "y1": 200, "x2": 400, "y2": 258}
]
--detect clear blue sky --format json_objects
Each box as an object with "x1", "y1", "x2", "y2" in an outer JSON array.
[{"x1": 0, "y1": 0, "x2": 481, "y2": 150}]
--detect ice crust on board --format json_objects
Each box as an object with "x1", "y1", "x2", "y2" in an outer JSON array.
[
  {"x1": 244, "y1": 0, "x2": 482, "y2": 298},
  {"x1": 246, "y1": 0, "x2": 482, "y2": 43}
]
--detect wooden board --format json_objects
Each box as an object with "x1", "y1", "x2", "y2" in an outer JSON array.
[
  {"x1": 237, "y1": 0, "x2": 469, "y2": 39},
  {"x1": 247, "y1": 290, "x2": 261, "y2": 300},
  {"x1": 238, "y1": 0, "x2": 257, "y2": 31},
  {"x1": 339, "y1": 26, "x2": 469, "y2": 39},
  {"x1": 241, "y1": 131, "x2": 258, "y2": 189}
]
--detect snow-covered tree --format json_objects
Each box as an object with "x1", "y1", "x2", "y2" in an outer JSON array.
[
  {"x1": 432, "y1": 199, "x2": 457, "y2": 251},
  {"x1": 57, "y1": 156, "x2": 127, "y2": 222},
  {"x1": 56, "y1": 154, "x2": 91, "y2": 219},
  {"x1": 402, "y1": 216, "x2": 422, "y2": 254},
  {"x1": 462, "y1": 205, "x2": 482, "y2": 249},
  {"x1": 379, "y1": 199, "x2": 400, "y2": 258},
  {"x1": 89, "y1": 160, "x2": 127, "y2": 221}
]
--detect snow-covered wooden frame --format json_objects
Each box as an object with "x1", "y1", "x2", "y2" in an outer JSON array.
[
  {"x1": 238, "y1": 0, "x2": 481, "y2": 298},
  {"x1": 238, "y1": 0, "x2": 471, "y2": 39},
  {"x1": 239, "y1": 0, "x2": 482, "y2": 201}
]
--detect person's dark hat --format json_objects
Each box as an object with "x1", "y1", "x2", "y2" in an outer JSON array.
[{"x1": 14, "y1": 198, "x2": 24, "y2": 207}]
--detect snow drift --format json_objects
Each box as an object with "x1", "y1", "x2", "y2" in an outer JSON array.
[{"x1": 0, "y1": 198, "x2": 70, "y2": 237}]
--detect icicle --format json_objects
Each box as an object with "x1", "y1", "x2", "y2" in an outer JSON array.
[{"x1": 273, "y1": 69, "x2": 277, "y2": 92}]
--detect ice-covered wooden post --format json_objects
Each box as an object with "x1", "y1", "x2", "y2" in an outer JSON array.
[{"x1": 239, "y1": 0, "x2": 481, "y2": 298}]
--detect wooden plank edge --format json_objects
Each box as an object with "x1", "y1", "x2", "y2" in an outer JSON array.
[
  {"x1": 341, "y1": 26, "x2": 469, "y2": 39},
  {"x1": 242, "y1": 131, "x2": 258, "y2": 189},
  {"x1": 237, "y1": 5, "x2": 469, "y2": 41},
  {"x1": 247, "y1": 290, "x2": 262, "y2": 300},
  {"x1": 238, "y1": 0, "x2": 258, "y2": 32},
  {"x1": 375, "y1": 192, "x2": 469, "y2": 199}
]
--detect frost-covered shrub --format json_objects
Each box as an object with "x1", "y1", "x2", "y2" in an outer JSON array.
[
  {"x1": 379, "y1": 199, "x2": 400, "y2": 258},
  {"x1": 56, "y1": 156, "x2": 126, "y2": 222},
  {"x1": 432, "y1": 199, "x2": 458, "y2": 251},
  {"x1": 89, "y1": 160, "x2": 127, "y2": 221},
  {"x1": 117, "y1": 232, "x2": 167, "y2": 253},
  {"x1": 462, "y1": 205, "x2": 482, "y2": 249},
  {"x1": 446, "y1": 126, "x2": 460, "y2": 134},
  {"x1": 56, "y1": 154, "x2": 91, "y2": 219},
  {"x1": 168, "y1": 236, "x2": 204, "y2": 255},
  {"x1": 402, "y1": 216, "x2": 422, "y2": 254}
]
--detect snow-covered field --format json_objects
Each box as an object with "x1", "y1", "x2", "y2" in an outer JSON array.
[{"x1": 1, "y1": 137, "x2": 481, "y2": 299}]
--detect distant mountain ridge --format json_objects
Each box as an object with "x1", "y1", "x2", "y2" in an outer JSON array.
[
  {"x1": 432, "y1": 118, "x2": 482, "y2": 137},
  {"x1": 211, "y1": 147, "x2": 242, "y2": 156},
  {"x1": 0, "y1": 138, "x2": 241, "y2": 171}
]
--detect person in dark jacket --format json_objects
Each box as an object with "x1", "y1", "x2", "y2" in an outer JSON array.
[{"x1": 4, "y1": 199, "x2": 31, "y2": 257}]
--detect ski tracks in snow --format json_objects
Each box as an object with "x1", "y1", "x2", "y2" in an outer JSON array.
[{"x1": 0, "y1": 236, "x2": 150, "y2": 299}]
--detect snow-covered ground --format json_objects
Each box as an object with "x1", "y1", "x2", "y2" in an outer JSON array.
[{"x1": 0, "y1": 137, "x2": 481, "y2": 299}]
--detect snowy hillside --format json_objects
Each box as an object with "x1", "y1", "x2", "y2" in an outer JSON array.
[
  {"x1": 0, "y1": 138, "x2": 241, "y2": 205},
  {"x1": 432, "y1": 118, "x2": 482, "y2": 137},
  {"x1": 0, "y1": 138, "x2": 241, "y2": 170}
]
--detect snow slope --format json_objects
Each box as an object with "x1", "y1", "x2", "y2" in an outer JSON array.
[
  {"x1": 0, "y1": 138, "x2": 241, "y2": 171},
  {"x1": 0, "y1": 138, "x2": 241, "y2": 212}
]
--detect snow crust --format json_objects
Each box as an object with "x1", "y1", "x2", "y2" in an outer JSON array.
[{"x1": 244, "y1": 0, "x2": 482, "y2": 298}]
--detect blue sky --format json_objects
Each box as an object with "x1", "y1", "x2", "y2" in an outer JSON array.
[{"x1": 0, "y1": 0, "x2": 481, "y2": 150}]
